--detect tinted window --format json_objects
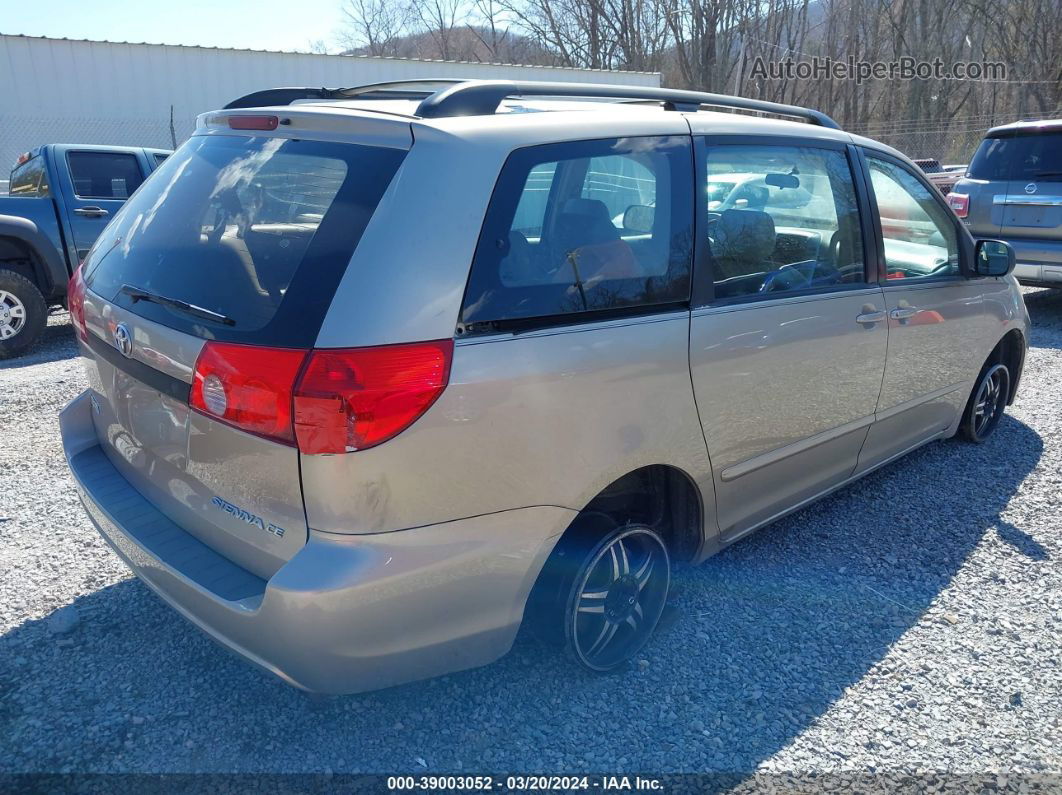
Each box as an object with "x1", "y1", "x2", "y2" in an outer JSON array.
[
  {"x1": 153, "y1": 153, "x2": 170, "y2": 167},
  {"x1": 84, "y1": 135, "x2": 406, "y2": 347},
  {"x1": 68, "y1": 152, "x2": 144, "y2": 199},
  {"x1": 702, "y1": 143, "x2": 865, "y2": 301},
  {"x1": 968, "y1": 132, "x2": 1062, "y2": 181},
  {"x1": 461, "y1": 136, "x2": 693, "y2": 331},
  {"x1": 9, "y1": 157, "x2": 48, "y2": 197},
  {"x1": 866, "y1": 155, "x2": 959, "y2": 280}
]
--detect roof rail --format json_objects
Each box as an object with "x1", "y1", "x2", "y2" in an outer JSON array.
[
  {"x1": 415, "y1": 80, "x2": 841, "y2": 129},
  {"x1": 224, "y1": 78, "x2": 841, "y2": 129},
  {"x1": 224, "y1": 79, "x2": 464, "y2": 110}
]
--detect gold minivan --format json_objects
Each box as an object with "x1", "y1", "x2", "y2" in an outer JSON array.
[{"x1": 61, "y1": 80, "x2": 1028, "y2": 692}]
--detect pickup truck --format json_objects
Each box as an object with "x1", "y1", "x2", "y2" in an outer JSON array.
[{"x1": 0, "y1": 144, "x2": 170, "y2": 357}]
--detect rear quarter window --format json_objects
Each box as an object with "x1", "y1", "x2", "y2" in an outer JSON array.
[
  {"x1": 461, "y1": 136, "x2": 693, "y2": 332},
  {"x1": 84, "y1": 135, "x2": 406, "y2": 348}
]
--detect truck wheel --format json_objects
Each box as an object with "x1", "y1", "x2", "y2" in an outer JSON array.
[{"x1": 0, "y1": 269, "x2": 48, "y2": 359}]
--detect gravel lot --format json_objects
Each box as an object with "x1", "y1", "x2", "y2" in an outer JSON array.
[{"x1": 2, "y1": 292, "x2": 1061, "y2": 780}]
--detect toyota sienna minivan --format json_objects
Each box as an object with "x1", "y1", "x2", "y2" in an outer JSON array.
[{"x1": 61, "y1": 80, "x2": 1029, "y2": 693}]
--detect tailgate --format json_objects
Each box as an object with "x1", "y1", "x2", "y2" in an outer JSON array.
[
  {"x1": 79, "y1": 297, "x2": 307, "y2": 579},
  {"x1": 75, "y1": 123, "x2": 410, "y2": 578},
  {"x1": 999, "y1": 178, "x2": 1062, "y2": 242}
]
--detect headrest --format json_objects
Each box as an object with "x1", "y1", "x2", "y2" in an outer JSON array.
[
  {"x1": 714, "y1": 209, "x2": 776, "y2": 265},
  {"x1": 555, "y1": 198, "x2": 620, "y2": 247}
]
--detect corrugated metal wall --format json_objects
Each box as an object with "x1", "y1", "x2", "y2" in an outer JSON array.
[{"x1": 0, "y1": 34, "x2": 660, "y2": 174}]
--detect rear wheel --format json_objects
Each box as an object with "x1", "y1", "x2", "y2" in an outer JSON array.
[
  {"x1": 529, "y1": 515, "x2": 670, "y2": 673},
  {"x1": 0, "y1": 270, "x2": 47, "y2": 359},
  {"x1": 960, "y1": 361, "x2": 1010, "y2": 442}
]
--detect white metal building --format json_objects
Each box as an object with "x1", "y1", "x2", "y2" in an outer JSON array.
[{"x1": 0, "y1": 34, "x2": 660, "y2": 179}]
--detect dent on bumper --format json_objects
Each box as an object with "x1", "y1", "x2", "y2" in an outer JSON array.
[{"x1": 61, "y1": 391, "x2": 574, "y2": 694}]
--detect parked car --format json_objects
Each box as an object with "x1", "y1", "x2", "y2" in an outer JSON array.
[
  {"x1": 0, "y1": 144, "x2": 170, "y2": 356},
  {"x1": 948, "y1": 119, "x2": 1062, "y2": 288},
  {"x1": 60, "y1": 80, "x2": 1028, "y2": 694},
  {"x1": 913, "y1": 158, "x2": 961, "y2": 195}
]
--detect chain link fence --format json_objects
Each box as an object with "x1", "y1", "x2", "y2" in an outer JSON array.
[
  {"x1": 847, "y1": 111, "x2": 1056, "y2": 167},
  {"x1": 0, "y1": 114, "x2": 197, "y2": 187}
]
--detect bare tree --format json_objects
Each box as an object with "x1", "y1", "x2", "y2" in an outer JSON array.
[{"x1": 338, "y1": 0, "x2": 411, "y2": 56}]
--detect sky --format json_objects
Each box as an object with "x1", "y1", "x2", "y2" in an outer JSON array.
[{"x1": 1, "y1": 0, "x2": 347, "y2": 52}]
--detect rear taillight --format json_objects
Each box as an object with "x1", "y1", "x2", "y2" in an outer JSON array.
[
  {"x1": 68, "y1": 264, "x2": 88, "y2": 343},
  {"x1": 190, "y1": 342, "x2": 307, "y2": 444},
  {"x1": 189, "y1": 339, "x2": 453, "y2": 453},
  {"x1": 948, "y1": 193, "x2": 969, "y2": 218},
  {"x1": 293, "y1": 340, "x2": 453, "y2": 454}
]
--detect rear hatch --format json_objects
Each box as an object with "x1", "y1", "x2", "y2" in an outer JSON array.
[
  {"x1": 996, "y1": 129, "x2": 1062, "y2": 246},
  {"x1": 958, "y1": 127, "x2": 1062, "y2": 242},
  {"x1": 78, "y1": 123, "x2": 408, "y2": 578}
]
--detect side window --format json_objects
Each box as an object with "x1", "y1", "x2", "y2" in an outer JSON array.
[
  {"x1": 9, "y1": 158, "x2": 49, "y2": 197},
  {"x1": 153, "y1": 153, "x2": 170, "y2": 168},
  {"x1": 67, "y1": 152, "x2": 144, "y2": 199},
  {"x1": 702, "y1": 142, "x2": 866, "y2": 301},
  {"x1": 461, "y1": 136, "x2": 693, "y2": 330},
  {"x1": 865, "y1": 155, "x2": 959, "y2": 280}
]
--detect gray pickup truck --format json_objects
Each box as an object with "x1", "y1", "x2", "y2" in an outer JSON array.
[{"x1": 0, "y1": 144, "x2": 170, "y2": 357}]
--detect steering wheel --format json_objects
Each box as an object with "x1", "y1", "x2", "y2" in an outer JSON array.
[
  {"x1": 923, "y1": 259, "x2": 955, "y2": 278},
  {"x1": 759, "y1": 264, "x2": 805, "y2": 293}
]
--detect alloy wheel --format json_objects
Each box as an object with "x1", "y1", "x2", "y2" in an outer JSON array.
[
  {"x1": 973, "y1": 363, "x2": 1009, "y2": 439},
  {"x1": 567, "y1": 525, "x2": 669, "y2": 672}
]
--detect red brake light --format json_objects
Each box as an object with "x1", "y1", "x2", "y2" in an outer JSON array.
[
  {"x1": 227, "y1": 115, "x2": 279, "y2": 131},
  {"x1": 68, "y1": 264, "x2": 88, "y2": 343},
  {"x1": 294, "y1": 340, "x2": 453, "y2": 454},
  {"x1": 190, "y1": 342, "x2": 307, "y2": 444},
  {"x1": 948, "y1": 193, "x2": 969, "y2": 218}
]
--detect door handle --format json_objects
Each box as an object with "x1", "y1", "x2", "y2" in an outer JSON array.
[
  {"x1": 74, "y1": 206, "x2": 109, "y2": 217},
  {"x1": 855, "y1": 310, "x2": 886, "y2": 325},
  {"x1": 890, "y1": 307, "x2": 919, "y2": 321}
]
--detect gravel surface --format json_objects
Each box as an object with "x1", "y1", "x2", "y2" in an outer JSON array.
[{"x1": 2, "y1": 295, "x2": 1061, "y2": 779}]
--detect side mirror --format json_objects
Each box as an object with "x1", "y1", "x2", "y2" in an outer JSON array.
[
  {"x1": 973, "y1": 239, "x2": 1016, "y2": 277},
  {"x1": 622, "y1": 204, "x2": 654, "y2": 234}
]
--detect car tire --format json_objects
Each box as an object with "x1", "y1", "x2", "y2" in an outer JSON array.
[
  {"x1": 959, "y1": 360, "x2": 1010, "y2": 443},
  {"x1": 528, "y1": 514, "x2": 670, "y2": 673},
  {"x1": 0, "y1": 269, "x2": 48, "y2": 359}
]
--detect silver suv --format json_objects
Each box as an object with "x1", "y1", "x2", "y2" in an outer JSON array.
[
  {"x1": 948, "y1": 118, "x2": 1062, "y2": 288},
  {"x1": 61, "y1": 80, "x2": 1029, "y2": 693}
]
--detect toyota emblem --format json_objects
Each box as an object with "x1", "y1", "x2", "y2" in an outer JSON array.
[
  {"x1": 113, "y1": 323, "x2": 133, "y2": 357},
  {"x1": 1025, "y1": 183, "x2": 1037, "y2": 194}
]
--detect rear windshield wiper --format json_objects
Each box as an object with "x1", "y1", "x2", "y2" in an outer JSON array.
[
  {"x1": 1033, "y1": 171, "x2": 1062, "y2": 177},
  {"x1": 120, "y1": 284, "x2": 236, "y2": 326}
]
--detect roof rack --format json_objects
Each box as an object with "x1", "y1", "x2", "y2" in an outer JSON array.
[
  {"x1": 223, "y1": 79, "x2": 463, "y2": 110},
  {"x1": 416, "y1": 80, "x2": 841, "y2": 128},
  {"x1": 224, "y1": 78, "x2": 841, "y2": 129}
]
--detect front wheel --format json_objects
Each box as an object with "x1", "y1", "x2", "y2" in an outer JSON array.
[{"x1": 959, "y1": 362, "x2": 1010, "y2": 442}]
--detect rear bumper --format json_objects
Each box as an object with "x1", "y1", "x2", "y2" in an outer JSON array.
[
  {"x1": 61, "y1": 391, "x2": 572, "y2": 693},
  {"x1": 994, "y1": 236, "x2": 1062, "y2": 286}
]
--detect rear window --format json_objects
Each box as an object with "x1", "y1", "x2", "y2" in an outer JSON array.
[
  {"x1": 967, "y1": 131, "x2": 1062, "y2": 180},
  {"x1": 84, "y1": 135, "x2": 405, "y2": 347},
  {"x1": 9, "y1": 157, "x2": 49, "y2": 197}
]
